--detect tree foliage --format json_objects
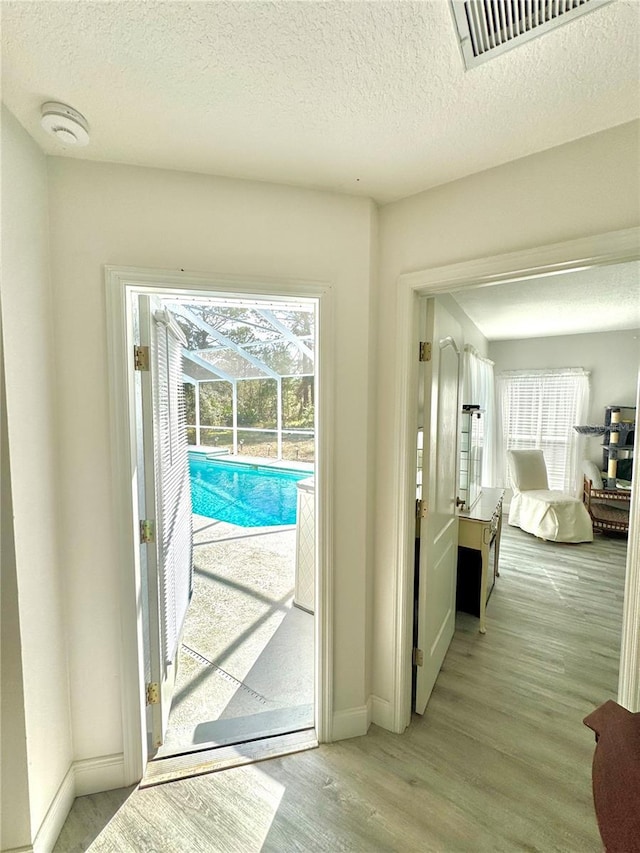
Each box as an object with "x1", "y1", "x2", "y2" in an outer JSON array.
[{"x1": 179, "y1": 304, "x2": 315, "y2": 432}]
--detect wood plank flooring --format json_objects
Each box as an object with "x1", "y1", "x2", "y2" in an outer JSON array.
[{"x1": 54, "y1": 523, "x2": 627, "y2": 852}]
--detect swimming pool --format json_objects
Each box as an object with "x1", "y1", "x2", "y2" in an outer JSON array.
[{"x1": 189, "y1": 454, "x2": 311, "y2": 527}]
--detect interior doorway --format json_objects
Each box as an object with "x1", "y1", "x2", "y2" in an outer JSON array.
[
  {"x1": 391, "y1": 231, "x2": 640, "y2": 731},
  {"x1": 106, "y1": 268, "x2": 333, "y2": 786},
  {"x1": 411, "y1": 288, "x2": 632, "y2": 721}
]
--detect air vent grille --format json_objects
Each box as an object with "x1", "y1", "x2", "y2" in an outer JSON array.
[{"x1": 451, "y1": 0, "x2": 614, "y2": 69}]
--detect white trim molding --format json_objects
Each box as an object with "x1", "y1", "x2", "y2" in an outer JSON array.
[
  {"x1": 370, "y1": 695, "x2": 394, "y2": 731},
  {"x1": 105, "y1": 266, "x2": 334, "y2": 781},
  {"x1": 73, "y1": 753, "x2": 127, "y2": 797},
  {"x1": 332, "y1": 705, "x2": 370, "y2": 741},
  {"x1": 391, "y1": 227, "x2": 640, "y2": 732},
  {"x1": 315, "y1": 287, "x2": 335, "y2": 744},
  {"x1": 399, "y1": 227, "x2": 640, "y2": 293},
  {"x1": 28, "y1": 754, "x2": 127, "y2": 853},
  {"x1": 618, "y1": 371, "x2": 640, "y2": 713},
  {"x1": 31, "y1": 767, "x2": 75, "y2": 853}
]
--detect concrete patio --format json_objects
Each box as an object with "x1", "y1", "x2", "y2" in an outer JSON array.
[{"x1": 157, "y1": 513, "x2": 315, "y2": 757}]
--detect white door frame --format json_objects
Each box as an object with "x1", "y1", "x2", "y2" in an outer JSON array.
[
  {"x1": 105, "y1": 266, "x2": 334, "y2": 784},
  {"x1": 390, "y1": 227, "x2": 640, "y2": 733}
]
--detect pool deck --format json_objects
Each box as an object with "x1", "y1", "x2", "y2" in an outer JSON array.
[{"x1": 157, "y1": 512, "x2": 314, "y2": 757}]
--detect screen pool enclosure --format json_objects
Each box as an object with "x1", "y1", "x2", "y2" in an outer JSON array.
[{"x1": 167, "y1": 296, "x2": 316, "y2": 463}]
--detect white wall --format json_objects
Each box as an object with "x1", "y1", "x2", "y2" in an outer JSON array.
[
  {"x1": 439, "y1": 294, "x2": 489, "y2": 357},
  {"x1": 46, "y1": 158, "x2": 377, "y2": 762},
  {"x1": 489, "y1": 328, "x2": 640, "y2": 466},
  {"x1": 373, "y1": 120, "x2": 640, "y2": 719},
  {"x1": 5, "y1": 106, "x2": 639, "y2": 813},
  {"x1": 1, "y1": 107, "x2": 73, "y2": 846},
  {"x1": 1, "y1": 315, "x2": 32, "y2": 853}
]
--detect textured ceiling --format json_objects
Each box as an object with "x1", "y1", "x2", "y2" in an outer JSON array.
[
  {"x1": 2, "y1": 0, "x2": 639, "y2": 202},
  {"x1": 451, "y1": 261, "x2": 640, "y2": 340}
]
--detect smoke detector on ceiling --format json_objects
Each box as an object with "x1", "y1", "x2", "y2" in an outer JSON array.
[{"x1": 40, "y1": 102, "x2": 90, "y2": 146}]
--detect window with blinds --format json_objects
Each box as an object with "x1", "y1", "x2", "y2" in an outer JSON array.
[{"x1": 498, "y1": 369, "x2": 589, "y2": 491}]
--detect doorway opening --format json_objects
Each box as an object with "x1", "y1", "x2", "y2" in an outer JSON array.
[
  {"x1": 141, "y1": 294, "x2": 317, "y2": 774},
  {"x1": 390, "y1": 232, "x2": 640, "y2": 732},
  {"x1": 106, "y1": 268, "x2": 333, "y2": 786},
  {"x1": 411, "y1": 284, "x2": 634, "y2": 717}
]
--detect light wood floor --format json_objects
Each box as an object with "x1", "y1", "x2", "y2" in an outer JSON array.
[{"x1": 54, "y1": 523, "x2": 627, "y2": 852}]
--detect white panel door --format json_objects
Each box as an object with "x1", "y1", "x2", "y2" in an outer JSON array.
[
  {"x1": 415, "y1": 298, "x2": 462, "y2": 715},
  {"x1": 138, "y1": 295, "x2": 193, "y2": 751}
]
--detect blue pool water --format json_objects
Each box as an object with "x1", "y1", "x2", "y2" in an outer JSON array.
[{"x1": 189, "y1": 454, "x2": 310, "y2": 527}]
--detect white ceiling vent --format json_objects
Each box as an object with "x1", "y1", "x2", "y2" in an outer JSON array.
[{"x1": 451, "y1": 0, "x2": 614, "y2": 69}]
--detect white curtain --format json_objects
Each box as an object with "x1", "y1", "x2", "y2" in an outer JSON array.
[
  {"x1": 568, "y1": 372, "x2": 590, "y2": 495},
  {"x1": 497, "y1": 368, "x2": 590, "y2": 496},
  {"x1": 462, "y1": 346, "x2": 499, "y2": 488}
]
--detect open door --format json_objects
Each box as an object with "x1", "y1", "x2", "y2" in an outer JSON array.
[
  {"x1": 415, "y1": 298, "x2": 462, "y2": 714},
  {"x1": 137, "y1": 295, "x2": 193, "y2": 751}
]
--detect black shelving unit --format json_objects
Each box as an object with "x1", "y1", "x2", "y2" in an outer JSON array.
[{"x1": 602, "y1": 405, "x2": 635, "y2": 488}]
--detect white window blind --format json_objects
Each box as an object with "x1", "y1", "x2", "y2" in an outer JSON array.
[
  {"x1": 498, "y1": 368, "x2": 590, "y2": 493},
  {"x1": 153, "y1": 309, "x2": 193, "y2": 664}
]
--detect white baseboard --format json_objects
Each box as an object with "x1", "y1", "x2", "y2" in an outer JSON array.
[
  {"x1": 331, "y1": 697, "x2": 395, "y2": 741},
  {"x1": 73, "y1": 753, "x2": 126, "y2": 797},
  {"x1": 26, "y1": 753, "x2": 126, "y2": 853},
  {"x1": 31, "y1": 765, "x2": 75, "y2": 853},
  {"x1": 331, "y1": 705, "x2": 370, "y2": 741},
  {"x1": 370, "y1": 694, "x2": 394, "y2": 731}
]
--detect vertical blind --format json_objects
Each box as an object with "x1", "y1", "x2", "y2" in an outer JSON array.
[
  {"x1": 498, "y1": 368, "x2": 590, "y2": 493},
  {"x1": 153, "y1": 309, "x2": 193, "y2": 665}
]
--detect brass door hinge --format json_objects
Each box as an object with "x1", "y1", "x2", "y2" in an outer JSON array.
[
  {"x1": 416, "y1": 499, "x2": 427, "y2": 520},
  {"x1": 146, "y1": 682, "x2": 160, "y2": 705},
  {"x1": 419, "y1": 341, "x2": 432, "y2": 362},
  {"x1": 413, "y1": 648, "x2": 424, "y2": 667},
  {"x1": 140, "y1": 519, "x2": 155, "y2": 544},
  {"x1": 134, "y1": 345, "x2": 150, "y2": 371}
]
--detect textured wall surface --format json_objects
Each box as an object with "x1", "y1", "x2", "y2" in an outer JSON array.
[
  {"x1": 453, "y1": 260, "x2": 640, "y2": 340},
  {"x1": 2, "y1": 0, "x2": 638, "y2": 201}
]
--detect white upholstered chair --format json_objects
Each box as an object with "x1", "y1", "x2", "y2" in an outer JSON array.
[{"x1": 507, "y1": 449, "x2": 593, "y2": 543}]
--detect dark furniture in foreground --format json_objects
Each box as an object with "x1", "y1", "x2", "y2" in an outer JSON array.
[{"x1": 584, "y1": 700, "x2": 640, "y2": 853}]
